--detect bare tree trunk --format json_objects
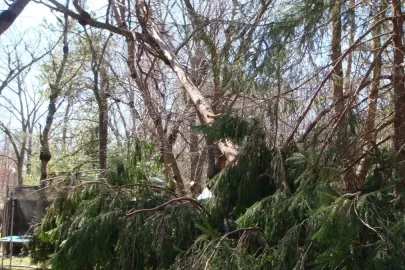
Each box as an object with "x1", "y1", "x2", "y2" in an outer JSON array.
[
  {"x1": 274, "y1": 65, "x2": 281, "y2": 145},
  {"x1": 40, "y1": 106, "x2": 54, "y2": 183},
  {"x1": 166, "y1": 120, "x2": 184, "y2": 191},
  {"x1": 331, "y1": 0, "x2": 344, "y2": 121},
  {"x1": 98, "y1": 69, "x2": 109, "y2": 171},
  {"x1": 188, "y1": 51, "x2": 207, "y2": 189},
  {"x1": 127, "y1": 85, "x2": 138, "y2": 137},
  {"x1": 16, "y1": 74, "x2": 26, "y2": 185},
  {"x1": 98, "y1": 95, "x2": 108, "y2": 170},
  {"x1": 138, "y1": 10, "x2": 237, "y2": 164},
  {"x1": 156, "y1": 116, "x2": 185, "y2": 193},
  {"x1": 391, "y1": 0, "x2": 405, "y2": 196},
  {"x1": 176, "y1": 1, "x2": 230, "y2": 179},
  {"x1": 132, "y1": 52, "x2": 186, "y2": 194},
  {"x1": 344, "y1": 0, "x2": 356, "y2": 95},
  {"x1": 206, "y1": 139, "x2": 223, "y2": 180},
  {"x1": 190, "y1": 114, "x2": 202, "y2": 183},
  {"x1": 16, "y1": 157, "x2": 24, "y2": 186},
  {"x1": 110, "y1": 105, "x2": 123, "y2": 147},
  {"x1": 40, "y1": 8, "x2": 69, "y2": 184},
  {"x1": 164, "y1": 151, "x2": 184, "y2": 192},
  {"x1": 331, "y1": 0, "x2": 356, "y2": 192},
  {"x1": 62, "y1": 88, "x2": 73, "y2": 150},
  {"x1": 26, "y1": 122, "x2": 34, "y2": 175},
  {"x1": 26, "y1": 97, "x2": 42, "y2": 175},
  {"x1": 356, "y1": 4, "x2": 385, "y2": 184},
  {"x1": 84, "y1": 29, "x2": 113, "y2": 172}
]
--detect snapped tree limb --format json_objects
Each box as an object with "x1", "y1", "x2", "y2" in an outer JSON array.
[
  {"x1": 135, "y1": 3, "x2": 238, "y2": 163},
  {"x1": 45, "y1": 0, "x2": 238, "y2": 165}
]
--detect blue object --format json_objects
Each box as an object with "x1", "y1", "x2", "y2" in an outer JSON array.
[{"x1": 0, "y1": 236, "x2": 31, "y2": 243}]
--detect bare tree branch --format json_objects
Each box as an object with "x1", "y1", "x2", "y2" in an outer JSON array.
[{"x1": 0, "y1": 0, "x2": 31, "y2": 36}]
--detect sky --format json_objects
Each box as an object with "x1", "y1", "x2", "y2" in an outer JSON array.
[
  {"x1": 1, "y1": 0, "x2": 107, "y2": 29},
  {"x1": 15, "y1": 1, "x2": 54, "y2": 26},
  {"x1": 0, "y1": 1, "x2": 55, "y2": 28}
]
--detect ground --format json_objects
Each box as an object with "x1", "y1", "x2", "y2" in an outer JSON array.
[{"x1": 0, "y1": 255, "x2": 41, "y2": 269}]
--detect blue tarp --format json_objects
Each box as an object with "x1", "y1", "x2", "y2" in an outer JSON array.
[{"x1": 0, "y1": 236, "x2": 31, "y2": 243}]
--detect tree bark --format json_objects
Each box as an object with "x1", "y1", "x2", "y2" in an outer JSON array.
[
  {"x1": 190, "y1": 113, "x2": 203, "y2": 184},
  {"x1": 331, "y1": 0, "x2": 357, "y2": 192},
  {"x1": 391, "y1": 0, "x2": 405, "y2": 196},
  {"x1": 331, "y1": 0, "x2": 344, "y2": 120},
  {"x1": 26, "y1": 125, "x2": 33, "y2": 175},
  {"x1": 206, "y1": 138, "x2": 223, "y2": 180},
  {"x1": 98, "y1": 70, "x2": 109, "y2": 171},
  {"x1": 62, "y1": 88, "x2": 73, "y2": 150},
  {"x1": 356, "y1": 4, "x2": 385, "y2": 185},
  {"x1": 16, "y1": 74, "x2": 26, "y2": 185},
  {"x1": 84, "y1": 29, "x2": 113, "y2": 172},
  {"x1": 0, "y1": 0, "x2": 31, "y2": 36},
  {"x1": 344, "y1": 0, "x2": 356, "y2": 95},
  {"x1": 188, "y1": 52, "x2": 207, "y2": 189},
  {"x1": 40, "y1": 8, "x2": 69, "y2": 184}
]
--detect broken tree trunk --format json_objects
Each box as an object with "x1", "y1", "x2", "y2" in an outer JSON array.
[
  {"x1": 135, "y1": 5, "x2": 237, "y2": 164},
  {"x1": 48, "y1": 0, "x2": 238, "y2": 167}
]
